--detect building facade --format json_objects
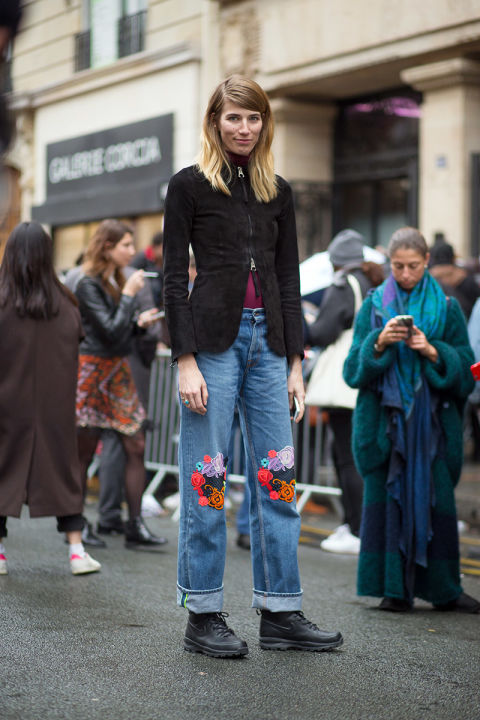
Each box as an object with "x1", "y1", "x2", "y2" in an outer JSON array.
[
  {"x1": 5, "y1": 0, "x2": 221, "y2": 268},
  {"x1": 4, "y1": 0, "x2": 480, "y2": 265}
]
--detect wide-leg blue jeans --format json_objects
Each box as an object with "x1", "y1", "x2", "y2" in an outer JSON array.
[{"x1": 176, "y1": 309, "x2": 303, "y2": 612}]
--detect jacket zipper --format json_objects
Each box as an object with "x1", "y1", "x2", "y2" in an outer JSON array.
[{"x1": 238, "y1": 166, "x2": 261, "y2": 298}]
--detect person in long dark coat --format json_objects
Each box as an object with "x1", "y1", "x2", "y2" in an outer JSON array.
[
  {"x1": 0, "y1": 222, "x2": 101, "y2": 576},
  {"x1": 344, "y1": 226, "x2": 479, "y2": 613}
]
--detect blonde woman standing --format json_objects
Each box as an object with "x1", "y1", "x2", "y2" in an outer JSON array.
[{"x1": 163, "y1": 76, "x2": 343, "y2": 657}]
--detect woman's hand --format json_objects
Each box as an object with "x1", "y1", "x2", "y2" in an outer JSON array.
[
  {"x1": 288, "y1": 354, "x2": 305, "y2": 424},
  {"x1": 177, "y1": 353, "x2": 208, "y2": 415},
  {"x1": 375, "y1": 318, "x2": 410, "y2": 352},
  {"x1": 406, "y1": 326, "x2": 439, "y2": 362},
  {"x1": 122, "y1": 269, "x2": 145, "y2": 297},
  {"x1": 137, "y1": 308, "x2": 160, "y2": 328}
]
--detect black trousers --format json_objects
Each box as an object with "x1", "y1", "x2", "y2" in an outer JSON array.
[
  {"x1": 328, "y1": 408, "x2": 364, "y2": 536},
  {"x1": 0, "y1": 514, "x2": 84, "y2": 538}
]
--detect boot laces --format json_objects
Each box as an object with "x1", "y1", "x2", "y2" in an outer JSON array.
[
  {"x1": 293, "y1": 611, "x2": 319, "y2": 630},
  {"x1": 206, "y1": 612, "x2": 235, "y2": 637}
]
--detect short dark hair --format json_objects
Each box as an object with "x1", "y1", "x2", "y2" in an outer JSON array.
[{"x1": 429, "y1": 242, "x2": 454, "y2": 266}]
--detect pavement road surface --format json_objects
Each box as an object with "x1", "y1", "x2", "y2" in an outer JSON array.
[{"x1": 1, "y1": 509, "x2": 479, "y2": 720}]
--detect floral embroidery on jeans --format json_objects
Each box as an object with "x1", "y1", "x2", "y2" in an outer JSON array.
[
  {"x1": 191, "y1": 452, "x2": 227, "y2": 509},
  {"x1": 257, "y1": 446, "x2": 296, "y2": 502}
]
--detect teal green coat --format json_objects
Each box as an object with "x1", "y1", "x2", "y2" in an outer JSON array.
[{"x1": 343, "y1": 295, "x2": 474, "y2": 604}]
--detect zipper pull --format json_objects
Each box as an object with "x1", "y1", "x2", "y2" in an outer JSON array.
[
  {"x1": 238, "y1": 166, "x2": 244, "y2": 178},
  {"x1": 250, "y1": 257, "x2": 261, "y2": 297}
]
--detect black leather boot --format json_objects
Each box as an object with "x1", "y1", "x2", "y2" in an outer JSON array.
[
  {"x1": 259, "y1": 610, "x2": 343, "y2": 651},
  {"x1": 378, "y1": 597, "x2": 412, "y2": 612},
  {"x1": 434, "y1": 592, "x2": 480, "y2": 614},
  {"x1": 184, "y1": 612, "x2": 248, "y2": 658},
  {"x1": 124, "y1": 517, "x2": 167, "y2": 548},
  {"x1": 81, "y1": 520, "x2": 107, "y2": 548},
  {"x1": 97, "y1": 518, "x2": 125, "y2": 535}
]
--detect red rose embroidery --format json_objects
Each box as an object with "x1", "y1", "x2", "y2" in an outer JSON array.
[
  {"x1": 268, "y1": 450, "x2": 277, "y2": 458},
  {"x1": 191, "y1": 471, "x2": 205, "y2": 489},
  {"x1": 257, "y1": 468, "x2": 273, "y2": 488},
  {"x1": 203, "y1": 455, "x2": 211, "y2": 462}
]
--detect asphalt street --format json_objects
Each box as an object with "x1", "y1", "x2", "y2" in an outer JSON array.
[{"x1": 1, "y1": 508, "x2": 479, "y2": 720}]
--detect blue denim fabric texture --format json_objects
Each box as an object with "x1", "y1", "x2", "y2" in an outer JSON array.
[
  {"x1": 176, "y1": 309, "x2": 303, "y2": 613},
  {"x1": 236, "y1": 484, "x2": 250, "y2": 535}
]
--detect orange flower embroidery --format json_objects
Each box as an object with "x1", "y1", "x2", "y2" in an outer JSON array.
[
  {"x1": 276, "y1": 479, "x2": 296, "y2": 503},
  {"x1": 207, "y1": 487, "x2": 225, "y2": 510}
]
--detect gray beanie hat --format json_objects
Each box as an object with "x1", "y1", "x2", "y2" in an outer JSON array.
[{"x1": 328, "y1": 229, "x2": 365, "y2": 267}]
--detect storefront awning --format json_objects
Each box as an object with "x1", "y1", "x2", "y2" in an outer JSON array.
[{"x1": 32, "y1": 179, "x2": 169, "y2": 226}]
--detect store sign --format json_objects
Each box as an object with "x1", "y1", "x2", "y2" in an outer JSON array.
[{"x1": 46, "y1": 114, "x2": 173, "y2": 198}]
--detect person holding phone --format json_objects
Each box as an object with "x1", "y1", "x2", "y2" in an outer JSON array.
[
  {"x1": 344, "y1": 226, "x2": 479, "y2": 613},
  {"x1": 75, "y1": 219, "x2": 167, "y2": 549},
  {"x1": 163, "y1": 75, "x2": 343, "y2": 657}
]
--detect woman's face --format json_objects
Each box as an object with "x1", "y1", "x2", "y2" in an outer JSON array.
[
  {"x1": 390, "y1": 247, "x2": 430, "y2": 291},
  {"x1": 216, "y1": 100, "x2": 263, "y2": 156},
  {"x1": 108, "y1": 233, "x2": 135, "y2": 269}
]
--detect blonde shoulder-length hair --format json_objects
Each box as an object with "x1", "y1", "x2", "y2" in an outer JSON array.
[
  {"x1": 83, "y1": 219, "x2": 133, "y2": 300},
  {"x1": 196, "y1": 75, "x2": 278, "y2": 203}
]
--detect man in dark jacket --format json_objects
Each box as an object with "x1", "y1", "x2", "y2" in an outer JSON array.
[
  {"x1": 428, "y1": 240, "x2": 480, "y2": 320},
  {"x1": 304, "y1": 229, "x2": 383, "y2": 555}
]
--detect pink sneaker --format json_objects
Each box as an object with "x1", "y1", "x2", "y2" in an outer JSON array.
[{"x1": 0, "y1": 553, "x2": 8, "y2": 575}]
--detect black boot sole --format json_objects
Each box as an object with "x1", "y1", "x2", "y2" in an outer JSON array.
[
  {"x1": 259, "y1": 636, "x2": 343, "y2": 652},
  {"x1": 184, "y1": 637, "x2": 248, "y2": 658}
]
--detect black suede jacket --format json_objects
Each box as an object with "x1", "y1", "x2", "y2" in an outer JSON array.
[
  {"x1": 75, "y1": 275, "x2": 138, "y2": 357},
  {"x1": 163, "y1": 165, "x2": 304, "y2": 361}
]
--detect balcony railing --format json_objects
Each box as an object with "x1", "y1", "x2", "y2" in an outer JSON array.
[
  {"x1": 74, "y1": 30, "x2": 91, "y2": 72},
  {"x1": 74, "y1": 11, "x2": 146, "y2": 73},
  {"x1": 118, "y1": 10, "x2": 147, "y2": 59}
]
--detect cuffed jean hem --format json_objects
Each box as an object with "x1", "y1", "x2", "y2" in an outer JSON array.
[
  {"x1": 252, "y1": 588, "x2": 303, "y2": 611},
  {"x1": 177, "y1": 584, "x2": 224, "y2": 613}
]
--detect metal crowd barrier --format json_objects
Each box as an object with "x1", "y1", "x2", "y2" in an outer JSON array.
[{"x1": 143, "y1": 350, "x2": 342, "y2": 515}]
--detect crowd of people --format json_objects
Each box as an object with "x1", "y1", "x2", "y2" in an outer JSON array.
[{"x1": 0, "y1": 75, "x2": 479, "y2": 663}]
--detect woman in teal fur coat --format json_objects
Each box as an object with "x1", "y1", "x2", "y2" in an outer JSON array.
[{"x1": 343, "y1": 227, "x2": 479, "y2": 613}]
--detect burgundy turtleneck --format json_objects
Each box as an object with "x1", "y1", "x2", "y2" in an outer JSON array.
[
  {"x1": 226, "y1": 152, "x2": 264, "y2": 309},
  {"x1": 227, "y1": 151, "x2": 250, "y2": 167}
]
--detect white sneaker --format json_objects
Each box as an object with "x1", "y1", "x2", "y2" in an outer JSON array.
[
  {"x1": 0, "y1": 553, "x2": 7, "y2": 574},
  {"x1": 141, "y1": 494, "x2": 166, "y2": 518},
  {"x1": 320, "y1": 524, "x2": 360, "y2": 555},
  {"x1": 163, "y1": 491, "x2": 180, "y2": 510},
  {"x1": 70, "y1": 553, "x2": 101, "y2": 575}
]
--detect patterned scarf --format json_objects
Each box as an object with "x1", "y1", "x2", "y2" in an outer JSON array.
[{"x1": 371, "y1": 271, "x2": 447, "y2": 418}]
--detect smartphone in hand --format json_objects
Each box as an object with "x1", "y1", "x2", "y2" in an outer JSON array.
[
  {"x1": 293, "y1": 397, "x2": 300, "y2": 422},
  {"x1": 394, "y1": 314, "x2": 414, "y2": 338}
]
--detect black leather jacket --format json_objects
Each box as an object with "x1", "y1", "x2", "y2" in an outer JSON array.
[
  {"x1": 75, "y1": 275, "x2": 138, "y2": 357},
  {"x1": 163, "y1": 165, "x2": 304, "y2": 361}
]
